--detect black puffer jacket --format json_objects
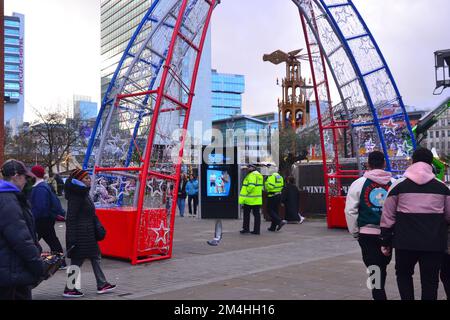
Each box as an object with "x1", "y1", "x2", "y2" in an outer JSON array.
[
  {"x1": 0, "y1": 180, "x2": 45, "y2": 286},
  {"x1": 65, "y1": 178, "x2": 99, "y2": 259}
]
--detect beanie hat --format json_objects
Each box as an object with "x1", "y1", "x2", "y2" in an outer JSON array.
[
  {"x1": 70, "y1": 168, "x2": 89, "y2": 181},
  {"x1": 31, "y1": 165, "x2": 46, "y2": 179}
]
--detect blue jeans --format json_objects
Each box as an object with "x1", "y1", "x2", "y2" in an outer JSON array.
[{"x1": 177, "y1": 198, "x2": 186, "y2": 217}]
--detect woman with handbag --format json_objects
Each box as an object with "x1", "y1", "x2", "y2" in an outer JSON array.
[{"x1": 62, "y1": 169, "x2": 116, "y2": 298}]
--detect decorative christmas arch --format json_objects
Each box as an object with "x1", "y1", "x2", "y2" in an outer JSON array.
[{"x1": 84, "y1": 0, "x2": 415, "y2": 264}]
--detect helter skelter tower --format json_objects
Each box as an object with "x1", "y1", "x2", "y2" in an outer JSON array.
[{"x1": 84, "y1": 0, "x2": 416, "y2": 265}]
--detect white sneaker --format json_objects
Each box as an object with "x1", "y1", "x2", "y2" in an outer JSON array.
[{"x1": 300, "y1": 216, "x2": 306, "y2": 224}]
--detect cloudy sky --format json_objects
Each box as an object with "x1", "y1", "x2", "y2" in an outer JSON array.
[{"x1": 5, "y1": 0, "x2": 450, "y2": 121}]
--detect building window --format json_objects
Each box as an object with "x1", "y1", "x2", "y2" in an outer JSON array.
[
  {"x1": 436, "y1": 131, "x2": 440, "y2": 138},
  {"x1": 430, "y1": 131, "x2": 434, "y2": 138},
  {"x1": 443, "y1": 131, "x2": 446, "y2": 138},
  {"x1": 431, "y1": 142, "x2": 434, "y2": 148}
]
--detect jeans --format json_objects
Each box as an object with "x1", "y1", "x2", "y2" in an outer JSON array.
[
  {"x1": 358, "y1": 234, "x2": 392, "y2": 300},
  {"x1": 242, "y1": 205, "x2": 261, "y2": 234},
  {"x1": 177, "y1": 198, "x2": 186, "y2": 217},
  {"x1": 69, "y1": 255, "x2": 107, "y2": 289},
  {"x1": 0, "y1": 286, "x2": 32, "y2": 300},
  {"x1": 395, "y1": 249, "x2": 444, "y2": 300},
  {"x1": 188, "y1": 195, "x2": 198, "y2": 216},
  {"x1": 267, "y1": 195, "x2": 282, "y2": 231},
  {"x1": 35, "y1": 218, "x2": 64, "y2": 254},
  {"x1": 440, "y1": 253, "x2": 450, "y2": 300}
]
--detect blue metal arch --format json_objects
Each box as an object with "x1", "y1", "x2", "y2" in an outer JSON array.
[{"x1": 318, "y1": 0, "x2": 416, "y2": 172}]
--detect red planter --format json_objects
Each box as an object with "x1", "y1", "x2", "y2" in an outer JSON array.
[
  {"x1": 96, "y1": 207, "x2": 169, "y2": 263},
  {"x1": 327, "y1": 196, "x2": 348, "y2": 229}
]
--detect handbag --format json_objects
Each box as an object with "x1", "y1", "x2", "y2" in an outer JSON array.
[{"x1": 94, "y1": 215, "x2": 106, "y2": 241}]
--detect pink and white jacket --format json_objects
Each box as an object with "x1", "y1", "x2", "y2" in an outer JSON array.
[{"x1": 380, "y1": 162, "x2": 450, "y2": 252}]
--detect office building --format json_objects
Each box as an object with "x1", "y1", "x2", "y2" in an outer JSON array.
[
  {"x1": 4, "y1": 12, "x2": 25, "y2": 133},
  {"x1": 212, "y1": 70, "x2": 245, "y2": 121}
]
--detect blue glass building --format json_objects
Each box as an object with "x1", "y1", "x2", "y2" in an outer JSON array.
[
  {"x1": 4, "y1": 13, "x2": 25, "y2": 133},
  {"x1": 212, "y1": 70, "x2": 245, "y2": 121}
]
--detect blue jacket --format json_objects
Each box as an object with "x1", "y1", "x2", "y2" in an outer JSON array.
[
  {"x1": 186, "y1": 179, "x2": 199, "y2": 196},
  {"x1": 31, "y1": 181, "x2": 65, "y2": 220},
  {"x1": 0, "y1": 180, "x2": 45, "y2": 286}
]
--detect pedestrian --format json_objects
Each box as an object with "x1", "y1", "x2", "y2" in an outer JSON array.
[
  {"x1": 30, "y1": 165, "x2": 67, "y2": 269},
  {"x1": 177, "y1": 173, "x2": 188, "y2": 217},
  {"x1": 0, "y1": 159, "x2": 45, "y2": 300},
  {"x1": 265, "y1": 171, "x2": 286, "y2": 232},
  {"x1": 440, "y1": 225, "x2": 450, "y2": 299},
  {"x1": 54, "y1": 173, "x2": 64, "y2": 196},
  {"x1": 47, "y1": 172, "x2": 58, "y2": 195},
  {"x1": 281, "y1": 176, "x2": 305, "y2": 224},
  {"x1": 63, "y1": 169, "x2": 116, "y2": 298},
  {"x1": 380, "y1": 148, "x2": 450, "y2": 300},
  {"x1": 345, "y1": 151, "x2": 394, "y2": 300},
  {"x1": 239, "y1": 164, "x2": 264, "y2": 235},
  {"x1": 186, "y1": 174, "x2": 199, "y2": 217}
]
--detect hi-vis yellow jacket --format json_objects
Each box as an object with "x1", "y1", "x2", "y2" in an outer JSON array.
[
  {"x1": 265, "y1": 173, "x2": 284, "y2": 197},
  {"x1": 239, "y1": 170, "x2": 264, "y2": 206}
]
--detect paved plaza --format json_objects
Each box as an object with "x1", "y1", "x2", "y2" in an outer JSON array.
[{"x1": 33, "y1": 205, "x2": 448, "y2": 301}]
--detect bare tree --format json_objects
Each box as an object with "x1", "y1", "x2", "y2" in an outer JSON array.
[{"x1": 30, "y1": 108, "x2": 84, "y2": 175}]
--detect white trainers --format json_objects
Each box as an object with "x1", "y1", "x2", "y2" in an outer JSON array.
[{"x1": 299, "y1": 216, "x2": 306, "y2": 224}]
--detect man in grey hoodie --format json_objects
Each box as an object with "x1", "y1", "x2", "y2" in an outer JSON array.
[
  {"x1": 381, "y1": 148, "x2": 450, "y2": 300},
  {"x1": 345, "y1": 151, "x2": 395, "y2": 300}
]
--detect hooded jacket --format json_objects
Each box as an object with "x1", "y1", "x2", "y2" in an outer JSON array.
[
  {"x1": 345, "y1": 170, "x2": 395, "y2": 237},
  {"x1": 380, "y1": 162, "x2": 450, "y2": 252},
  {"x1": 0, "y1": 180, "x2": 45, "y2": 286}
]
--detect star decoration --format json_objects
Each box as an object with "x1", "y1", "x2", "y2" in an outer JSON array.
[
  {"x1": 382, "y1": 118, "x2": 398, "y2": 136},
  {"x1": 333, "y1": 61, "x2": 346, "y2": 83},
  {"x1": 151, "y1": 221, "x2": 170, "y2": 246},
  {"x1": 359, "y1": 36, "x2": 375, "y2": 55},
  {"x1": 401, "y1": 140, "x2": 414, "y2": 156},
  {"x1": 321, "y1": 26, "x2": 335, "y2": 45},
  {"x1": 365, "y1": 138, "x2": 376, "y2": 153},
  {"x1": 373, "y1": 78, "x2": 390, "y2": 102},
  {"x1": 334, "y1": 7, "x2": 353, "y2": 25}
]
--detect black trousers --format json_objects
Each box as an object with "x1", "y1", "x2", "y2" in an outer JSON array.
[
  {"x1": 0, "y1": 286, "x2": 32, "y2": 300},
  {"x1": 440, "y1": 253, "x2": 450, "y2": 300},
  {"x1": 268, "y1": 195, "x2": 282, "y2": 230},
  {"x1": 395, "y1": 249, "x2": 444, "y2": 300},
  {"x1": 35, "y1": 218, "x2": 64, "y2": 254},
  {"x1": 242, "y1": 205, "x2": 261, "y2": 234},
  {"x1": 358, "y1": 234, "x2": 392, "y2": 300},
  {"x1": 188, "y1": 195, "x2": 198, "y2": 215}
]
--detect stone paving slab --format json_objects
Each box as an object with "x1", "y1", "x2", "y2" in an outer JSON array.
[{"x1": 32, "y1": 211, "x2": 448, "y2": 300}]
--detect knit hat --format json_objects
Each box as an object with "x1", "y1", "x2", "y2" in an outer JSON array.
[
  {"x1": 31, "y1": 165, "x2": 46, "y2": 179},
  {"x1": 70, "y1": 168, "x2": 89, "y2": 181}
]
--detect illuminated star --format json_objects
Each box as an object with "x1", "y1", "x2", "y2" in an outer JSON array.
[
  {"x1": 151, "y1": 221, "x2": 170, "y2": 246},
  {"x1": 401, "y1": 140, "x2": 414, "y2": 156},
  {"x1": 365, "y1": 139, "x2": 376, "y2": 153},
  {"x1": 359, "y1": 36, "x2": 375, "y2": 55},
  {"x1": 335, "y1": 7, "x2": 353, "y2": 25},
  {"x1": 382, "y1": 118, "x2": 398, "y2": 136}
]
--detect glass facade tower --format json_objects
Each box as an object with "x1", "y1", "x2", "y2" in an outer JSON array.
[
  {"x1": 4, "y1": 12, "x2": 25, "y2": 133},
  {"x1": 212, "y1": 70, "x2": 245, "y2": 121}
]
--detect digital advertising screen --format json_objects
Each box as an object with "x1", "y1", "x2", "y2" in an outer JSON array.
[{"x1": 206, "y1": 166, "x2": 232, "y2": 197}]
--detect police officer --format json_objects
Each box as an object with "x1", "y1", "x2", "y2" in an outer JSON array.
[
  {"x1": 265, "y1": 172, "x2": 286, "y2": 232},
  {"x1": 239, "y1": 164, "x2": 264, "y2": 235}
]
